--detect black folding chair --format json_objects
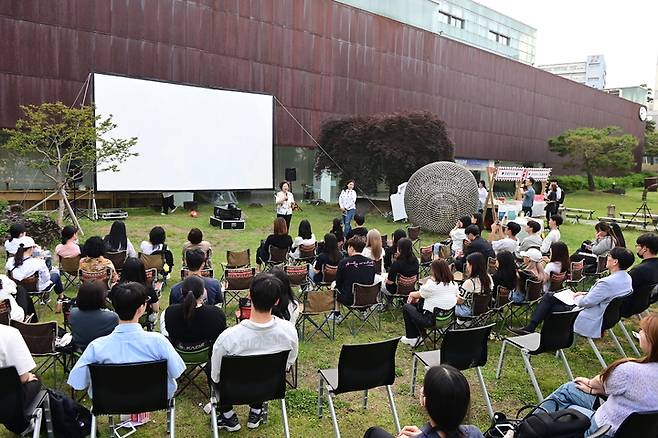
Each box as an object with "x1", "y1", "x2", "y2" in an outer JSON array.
[
  {"x1": 210, "y1": 351, "x2": 291, "y2": 438},
  {"x1": 0, "y1": 366, "x2": 54, "y2": 438},
  {"x1": 12, "y1": 272, "x2": 54, "y2": 316},
  {"x1": 411, "y1": 324, "x2": 495, "y2": 419},
  {"x1": 318, "y1": 338, "x2": 401, "y2": 438},
  {"x1": 584, "y1": 255, "x2": 609, "y2": 287},
  {"x1": 340, "y1": 282, "x2": 382, "y2": 335},
  {"x1": 10, "y1": 320, "x2": 65, "y2": 386},
  {"x1": 617, "y1": 284, "x2": 656, "y2": 356},
  {"x1": 496, "y1": 309, "x2": 580, "y2": 402},
  {"x1": 585, "y1": 295, "x2": 629, "y2": 368},
  {"x1": 0, "y1": 298, "x2": 11, "y2": 325},
  {"x1": 565, "y1": 259, "x2": 585, "y2": 291},
  {"x1": 89, "y1": 360, "x2": 175, "y2": 438},
  {"x1": 613, "y1": 410, "x2": 658, "y2": 437},
  {"x1": 504, "y1": 278, "x2": 543, "y2": 327}
]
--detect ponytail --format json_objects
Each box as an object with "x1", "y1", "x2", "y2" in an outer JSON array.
[
  {"x1": 180, "y1": 276, "x2": 204, "y2": 325},
  {"x1": 13, "y1": 245, "x2": 26, "y2": 268},
  {"x1": 182, "y1": 287, "x2": 197, "y2": 323}
]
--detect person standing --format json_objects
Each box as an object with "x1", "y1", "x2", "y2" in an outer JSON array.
[
  {"x1": 545, "y1": 182, "x2": 559, "y2": 221},
  {"x1": 161, "y1": 192, "x2": 176, "y2": 216},
  {"x1": 339, "y1": 180, "x2": 357, "y2": 235},
  {"x1": 520, "y1": 177, "x2": 535, "y2": 217},
  {"x1": 275, "y1": 180, "x2": 294, "y2": 230},
  {"x1": 478, "y1": 180, "x2": 488, "y2": 211}
]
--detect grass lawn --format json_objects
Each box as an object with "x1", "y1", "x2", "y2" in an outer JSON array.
[{"x1": 2, "y1": 188, "x2": 656, "y2": 437}]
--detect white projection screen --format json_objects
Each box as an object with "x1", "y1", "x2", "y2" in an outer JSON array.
[{"x1": 93, "y1": 73, "x2": 274, "y2": 191}]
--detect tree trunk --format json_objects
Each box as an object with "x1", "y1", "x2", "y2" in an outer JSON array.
[
  {"x1": 57, "y1": 197, "x2": 64, "y2": 226},
  {"x1": 586, "y1": 171, "x2": 596, "y2": 191}
]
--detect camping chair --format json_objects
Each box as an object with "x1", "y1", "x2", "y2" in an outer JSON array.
[
  {"x1": 549, "y1": 271, "x2": 567, "y2": 292},
  {"x1": 487, "y1": 257, "x2": 497, "y2": 276},
  {"x1": 373, "y1": 258, "x2": 383, "y2": 274},
  {"x1": 0, "y1": 298, "x2": 10, "y2": 325},
  {"x1": 285, "y1": 264, "x2": 309, "y2": 296},
  {"x1": 0, "y1": 366, "x2": 54, "y2": 438},
  {"x1": 584, "y1": 255, "x2": 609, "y2": 287},
  {"x1": 211, "y1": 351, "x2": 291, "y2": 438},
  {"x1": 566, "y1": 260, "x2": 585, "y2": 291},
  {"x1": 173, "y1": 342, "x2": 211, "y2": 398},
  {"x1": 340, "y1": 282, "x2": 382, "y2": 335},
  {"x1": 105, "y1": 250, "x2": 127, "y2": 273},
  {"x1": 220, "y1": 249, "x2": 251, "y2": 280},
  {"x1": 617, "y1": 284, "x2": 657, "y2": 356},
  {"x1": 89, "y1": 360, "x2": 175, "y2": 438},
  {"x1": 463, "y1": 291, "x2": 495, "y2": 326},
  {"x1": 297, "y1": 286, "x2": 336, "y2": 341},
  {"x1": 613, "y1": 410, "x2": 658, "y2": 437},
  {"x1": 495, "y1": 285, "x2": 511, "y2": 308},
  {"x1": 10, "y1": 320, "x2": 65, "y2": 387},
  {"x1": 407, "y1": 226, "x2": 421, "y2": 255},
  {"x1": 586, "y1": 296, "x2": 629, "y2": 368},
  {"x1": 59, "y1": 254, "x2": 81, "y2": 290},
  {"x1": 419, "y1": 246, "x2": 433, "y2": 278},
  {"x1": 496, "y1": 309, "x2": 580, "y2": 402},
  {"x1": 12, "y1": 272, "x2": 54, "y2": 315},
  {"x1": 505, "y1": 278, "x2": 543, "y2": 327},
  {"x1": 411, "y1": 324, "x2": 496, "y2": 419},
  {"x1": 234, "y1": 297, "x2": 252, "y2": 323},
  {"x1": 313, "y1": 264, "x2": 338, "y2": 286},
  {"x1": 265, "y1": 245, "x2": 289, "y2": 271},
  {"x1": 139, "y1": 252, "x2": 168, "y2": 285},
  {"x1": 180, "y1": 268, "x2": 214, "y2": 281},
  {"x1": 390, "y1": 274, "x2": 418, "y2": 307},
  {"x1": 295, "y1": 243, "x2": 317, "y2": 265},
  {"x1": 318, "y1": 338, "x2": 401, "y2": 438},
  {"x1": 79, "y1": 267, "x2": 113, "y2": 289},
  {"x1": 417, "y1": 307, "x2": 456, "y2": 350},
  {"x1": 223, "y1": 267, "x2": 255, "y2": 306}
]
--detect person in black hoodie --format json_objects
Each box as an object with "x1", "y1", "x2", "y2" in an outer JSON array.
[
  {"x1": 335, "y1": 236, "x2": 376, "y2": 309},
  {"x1": 454, "y1": 225, "x2": 494, "y2": 272}
]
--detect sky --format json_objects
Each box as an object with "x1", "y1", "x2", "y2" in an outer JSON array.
[{"x1": 474, "y1": 0, "x2": 658, "y2": 89}]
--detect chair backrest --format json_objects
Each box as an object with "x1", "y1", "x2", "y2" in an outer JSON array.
[
  {"x1": 407, "y1": 226, "x2": 421, "y2": 241},
  {"x1": 145, "y1": 268, "x2": 157, "y2": 285},
  {"x1": 298, "y1": 243, "x2": 317, "y2": 259},
  {"x1": 472, "y1": 292, "x2": 492, "y2": 316},
  {"x1": 139, "y1": 253, "x2": 165, "y2": 271},
  {"x1": 373, "y1": 257, "x2": 383, "y2": 273},
  {"x1": 600, "y1": 296, "x2": 627, "y2": 332},
  {"x1": 569, "y1": 260, "x2": 584, "y2": 281},
  {"x1": 236, "y1": 297, "x2": 252, "y2": 321},
  {"x1": 0, "y1": 298, "x2": 11, "y2": 324},
  {"x1": 173, "y1": 343, "x2": 211, "y2": 365},
  {"x1": 525, "y1": 278, "x2": 543, "y2": 301},
  {"x1": 440, "y1": 324, "x2": 495, "y2": 370},
  {"x1": 549, "y1": 271, "x2": 567, "y2": 292},
  {"x1": 614, "y1": 410, "x2": 658, "y2": 437},
  {"x1": 432, "y1": 307, "x2": 455, "y2": 330},
  {"x1": 284, "y1": 265, "x2": 308, "y2": 286},
  {"x1": 59, "y1": 255, "x2": 82, "y2": 275},
  {"x1": 268, "y1": 245, "x2": 289, "y2": 263},
  {"x1": 181, "y1": 268, "x2": 213, "y2": 280},
  {"x1": 303, "y1": 288, "x2": 335, "y2": 313},
  {"x1": 496, "y1": 285, "x2": 511, "y2": 307},
  {"x1": 105, "y1": 251, "x2": 127, "y2": 272},
  {"x1": 226, "y1": 249, "x2": 250, "y2": 268},
  {"x1": 225, "y1": 267, "x2": 256, "y2": 290},
  {"x1": 381, "y1": 234, "x2": 388, "y2": 248},
  {"x1": 90, "y1": 360, "x2": 169, "y2": 414},
  {"x1": 10, "y1": 320, "x2": 56, "y2": 354},
  {"x1": 352, "y1": 282, "x2": 381, "y2": 307},
  {"x1": 79, "y1": 268, "x2": 112, "y2": 287},
  {"x1": 12, "y1": 272, "x2": 39, "y2": 292},
  {"x1": 620, "y1": 284, "x2": 656, "y2": 318},
  {"x1": 420, "y1": 246, "x2": 433, "y2": 264},
  {"x1": 217, "y1": 351, "x2": 289, "y2": 406},
  {"x1": 535, "y1": 309, "x2": 580, "y2": 354},
  {"x1": 334, "y1": 338, "x2": 400, "y2": 394},
  {"x1": 595, "y1": 255, "x2": 608, "y2": 274},
  {"x1": 0, "y1": 366, "x2": 26, "y2": 425},
  {"x1": 321, "y1": 264, "x2": 338, "y2": 284},
  {"x1": 395, "y1": 274, "x2": 418, "y2": 296},
  {"x1": 487, "y1": 257, "x2": 497, "y2": 276}
]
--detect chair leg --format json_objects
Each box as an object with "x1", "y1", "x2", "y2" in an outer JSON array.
[
  {"x1": 42, "y1": 392, "x2": 54, "y2": 438},
  {"x1": 558, "y1": 349, "x2": 574, "y2": 381},
  {"x1": 363, "y1": 389, "x2": 368, "y2": 409},
  {"x1": 169, "y1": 399, "x2": 175, "y2": 438},
  {"x1": 385, "y1": 385, "x2": 401, "y2": 435},
  {"x1": 31, "y1": 408, "x2": 42, "y2": 438},
  {"x1": 587, "y1": 337, "x2": 607, "y2": 368},
  {"x1": 521, "y1": 352, "x2": 543, "y2": 402},
  {"x1": 607, "y1": 329, "x2": 627, "y2": 358},
  {"x1": 281, "y1": 399, "x2": 290, "y2": 438},
  {"x1": 476, "y1": 367, "x2": 494, "y2": 420},
  {"x1": 327, "y1": 391, "x2": 341, "y2": 438},
  {"x1": 618, "y1": 321, "x2": 641, "y2": 356},
  {"x1": 411, "y1": 355, "x2": 418, "y2": 396},
  {"x1": 210, "y1": 402, "x2": 219, "y2": 438},
  {"x1": 495, "y1": 340, "x2": 508, "y2": 378},
  {"x1": 318, "y1": 376, "x2": 324, "y2": 418},
  {"x1": 91, "y1": 415, "x2": 97, "y2": 438}
]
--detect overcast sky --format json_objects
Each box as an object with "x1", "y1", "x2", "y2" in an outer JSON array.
[{"x1": 474, "y1": 0, "x2": 658, "y2": 89}]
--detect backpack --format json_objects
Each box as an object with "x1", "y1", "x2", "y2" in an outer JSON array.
[
  {"x1": 47, "y1": 389, "x2": 92, "y2": 438},
  {"x1": 516, "y1": 409, "x2": 591, "y2": 438}
]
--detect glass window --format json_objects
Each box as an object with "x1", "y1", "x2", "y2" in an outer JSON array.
[{"x1": 438, "y1": 11, "x2": 450, "y2": 25}]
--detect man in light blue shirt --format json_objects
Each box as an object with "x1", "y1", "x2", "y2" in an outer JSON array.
[
  {"x1": 521, "y1": 177, "x2": 536, "y2": 217},
  {"x1": 68, "y1": 282, "x2": 185, "y2": 399}
]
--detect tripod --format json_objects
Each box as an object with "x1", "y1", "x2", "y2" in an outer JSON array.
[{"x1": 626, "y1": 185, "x2": 658, "y2": 231}]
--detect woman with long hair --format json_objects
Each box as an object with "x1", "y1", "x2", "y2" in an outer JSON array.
[
  {"x1": 542, "y1": 313, "x2": 658, "y2": 437},
  {"x1": 140, "y1": 226, "x2": 174, "y2": 274},
  {"x1": 456, "y1": 252, "x2": 492, "y2": 317},
  {"x1": 384, "y1": 229, "x2": 407, "y2": 271},
  {"x1": 257, "y1": 217, "x2": 293, "y2": 266},
  {"x1": 330, "y1": 218, "x2": 345, "y2": 248},
  {"x1": 4, "y1": 223, "x2": 26, "y2": 255},
  {"x1": 312, "y1": 233, "x2": 342, "y2": 283},
  {"x1": 338, "y1": 179, "x2": 357, "y2": 235},
  {"x1": 362, "y1": 229, "x2": 383, "y2": 265},
  {"x1": 470, "y1": 213, "x2": 483, "y2": 232},
  {"x1": 386, "y1": 238, "x2": 419, "y2": 295},
  {"x1": 290, "y1": 219, "x2": 316, "y2": 260},
  {"x1": 55, "y1": 225, "x2": 81, "y2": 258},
  {"x1": 572, "y1": 221, "x2": 616, "y2": 272},
  {"x1": 270, "y1": 268, "x2": 300, "y2": 323},
  {"x1": 543, "y1": 241, "x2": 570, "y2": 293},
  {"x1": 492, "y1": 250, "x2": 518, "y2": 298},
  {"x1": 118, "y1": 257, "x2": 160, "y2": 316},
  {"x1": 103, "y1": 220, "x2": 137, "y2": 257}
]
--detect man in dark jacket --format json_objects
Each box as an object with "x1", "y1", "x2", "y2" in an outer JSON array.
[
  {"x1": 335, "y1": 236, "x2": 376, "y2": 307},
  {"x1": 454, "y1": 225, "x2": 495, "y2": 271},
  {"x1": 623, "y1": 233, "x2": 658, "y2": 314}
]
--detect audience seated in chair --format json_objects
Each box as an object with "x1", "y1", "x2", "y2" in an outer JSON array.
[
  {"x1": 345, "y1": 213, "x2": 368, "y2": 241},
  {"x1": 140, "y1": 226, "x2": 174, "y2": 273},
  {"x1": 68, "y1": 281, "x2": 186, "y2": 399},
  {"x1": 363, "y1": 229, "x2": 386, "y2": 283},
  {"x1": 571, "y1": 222, "x2": 619, "y2": 272},
  {"x1": 330, "y1": 218, "x2": 345, "y2": 249},
  {"x1": 312, "y1": 233, "x2": 342, "y2": 284},
  {"x1": 79, "y1": 236, "x2": 119, "y2": 285},
  {"x1": 270, "y1": 268, "x2": 301, "y2": 323},
  {"x1": 488, "y1": 221, "x2": 521, "y2": 255},
  {"x1": 626, "y1": 233, "x2": 658, "y2": 311},
  {"x1": 334, "y1": 236, "x2": 376, "y2": 317},
  {"x1": 385, "y1": 238, "x2": 419, "y2": 296},
  {"x1": 511, "y1": 248, "x2": 547, "y2": 302},
  {"x1": 456, "y1": 253, "x2": 493, "y2": 318},
  {"x1": 0, "y1": 323, "x2": 44, "y2": 435},
  {"x1": 454, "y1": 225, "x2": 495, "y2": 272},
  {"x1": 181, "y1": 227, "x2": 212, "y2": 267},
  {"x1": 290, "y1": 219, "x2": 316, "y2": 260},
  {"x1": 492, "y1": 251, "x2": 519, "y2": 303},
  {"x1": 0, "y1": 275, "x2": 31, "y2": 322},
  {"x1": 401, "y1": 259, "x2": 458, "y2": 347},
  {"x1": 169, "y1": 249, "x2": 222, "y2": 306},
  {"x1": 117, "y1": 257, "x2": 162, "y2": 322},
  {"x1": 511, "y1": 247, "x2": 634, "y2": 336},
  {"x1": 4, "y1": 223, "x2": 27, "y2": 256},
  {"x1": 55, "y1": 225, "x2": 81, "y2": 259},
  {"x1": 516, "y1": 220, "x2": 543, "y2": 257},
  {"x1": 541, "y1": 313, "x2": 658, "y2": 437},
  {"x1": 434, "y1": 216, "x2": 470, "y2": 259},
  {"x1": 103, "y1": 220, "x2": 137, "y2": 258},
  {"x1": 6, "y1": 236, "x2": 64, "y2": 302},
  {"x1": 540, "y1": 215, "x2": 563, "y2": 254},
  {"x1": 256, "y1": 217, "x2": 293, "y2": 266},
  {"x1": 543, "y1": 241, "x2": 571, "y2": 293},
  {"x1": 363, "y1": 364, "x2": 484, "y2": 438},
  {"x1": 211, "y1": 273, "x2": 298, "y2": 432},
  {"x1": 384, "y1": 229, "x2": 407, "y2": 271},
  {"x1": 69, "y1": 281, "x2": 119, "y2": 351}
]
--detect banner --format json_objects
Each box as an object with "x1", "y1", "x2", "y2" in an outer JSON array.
[{"x1": 495, "y1": 167, "x2": 552, "y2": 182}]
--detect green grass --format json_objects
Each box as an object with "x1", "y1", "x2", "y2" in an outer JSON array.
[{"x1": 2, "y1": 188, "x2": 655, "y2": 437}]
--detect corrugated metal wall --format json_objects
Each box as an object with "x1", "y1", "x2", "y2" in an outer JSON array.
[{"x1": 0, "y1": 0, "x2": 645, "y2": 170}]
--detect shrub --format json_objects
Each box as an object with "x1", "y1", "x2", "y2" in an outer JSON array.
[
  {"x1": 553, "y1": 172, "x2": 655, "y2": 192},
  {"x1": 0, "y1": 205, "x2": 61, "y2": 248}
]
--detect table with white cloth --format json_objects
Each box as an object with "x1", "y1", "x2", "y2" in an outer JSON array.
[{"x1": 494, "y1": 200, "x2": 546, "y2": 220}]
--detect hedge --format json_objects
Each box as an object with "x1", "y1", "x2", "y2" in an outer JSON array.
[{"x1": 553, "y1": 172, "x2": 656, "y2": 192}]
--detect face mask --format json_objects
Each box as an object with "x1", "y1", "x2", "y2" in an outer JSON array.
[{"x1": 637, "y1": 251, "x2": 644, "y2": 259}]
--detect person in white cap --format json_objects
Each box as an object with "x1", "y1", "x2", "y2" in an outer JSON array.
[{"x1": 510, "y1": 248, "x2": 547, "y2": 302}]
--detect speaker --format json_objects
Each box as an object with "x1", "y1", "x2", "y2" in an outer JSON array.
[
  {"x1": 214, "y1": 204, "x2": 242, "y2": 220},
  {"x1": 285, "y1": 168, "x2": 297, "y2": 182}
]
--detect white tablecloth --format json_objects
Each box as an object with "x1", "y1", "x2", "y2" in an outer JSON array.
[{"x1": 495, "y1": 200, "x2": 546, "y2": 219}]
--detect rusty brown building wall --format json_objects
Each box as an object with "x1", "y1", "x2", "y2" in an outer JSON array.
[{"x1": 0, "y1": 0, "x2": 645, "y2": 171}]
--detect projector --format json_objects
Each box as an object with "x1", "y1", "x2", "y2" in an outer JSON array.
[{"x1": 214, "y1": 203, "x2": 241, "y2": 220}]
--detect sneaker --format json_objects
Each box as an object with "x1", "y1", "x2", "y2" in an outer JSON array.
[
  {"x1": 160, "y1": 212, "x2": 166, "y2": 216},
  {"x1": 217, "y1": 413, "x2": 241, "y2": 432},
  {"x1": 509, "y1": 326, "x2": 532, "y2": 336},
  {"x1": 400, "y1": 336, "x2": 419, "y2": 346},
  {"x1": 247, "y1": 409, "x2": 263, "y2": 429},
  {"x1": 170, "y1": 206, "x2": 178, "y2": 213}
]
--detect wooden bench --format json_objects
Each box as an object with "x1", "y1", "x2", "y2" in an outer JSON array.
[
  {"x1": 561, "y1": 207, "x2": 595, "y2": 223},
  {"x1": 619, "y1": 211, "x2": 658, "y2": 221},
  {"x1": 598, "y1": 216, "x2": 655, "y2": 229}
]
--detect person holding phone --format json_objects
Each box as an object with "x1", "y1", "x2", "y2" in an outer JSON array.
[{"x1": 275, "y1": 180, "x2": 295, "y2": 230}]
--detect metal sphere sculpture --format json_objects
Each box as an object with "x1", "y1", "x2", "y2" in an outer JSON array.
[{"x1": 404, "y1": 161, "x2": 479, "y2": 234}]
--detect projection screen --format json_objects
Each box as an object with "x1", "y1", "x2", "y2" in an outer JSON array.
[{"x1": 93, "y1": 73, "x2": 274, "y2": 191}]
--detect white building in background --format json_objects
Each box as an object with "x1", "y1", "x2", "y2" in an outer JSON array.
[{"x1": 538, "y1": 55, "x2": 607, "y2": 89}]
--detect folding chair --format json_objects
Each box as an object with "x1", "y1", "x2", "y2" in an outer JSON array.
[
  {"x1": 79, "y1": 267, "x2": 112, "y2": 290},
  {"x1": 407, "y1": 226, "x2": 421, "y2": 255},
  {"x1": 105, "y1": 250, "x2": 127, "y2": 274},
  {"x1": 617, "y1": 284, "x2": 657, "y2": 356},
  {"x1": 584, "y1": 255, "x2": 609, "y2": 287},
  {"x1": 295, "y1": 243, "x2": 317, "y2": 265},
  {"x1": 234, "y1": 297, "x2": 252, "y2": 323},
  {"x1": 565, "y1": 260, "x2": 585, "y2": 291},
  {"x1": 381, "y1": 234, "x2": 388, "y2": 248},
  {"x1": 585, "y1": 296, "x2": 629, "y2": 368},
  {"x1": 12, "y1": 272, "x2": 54, "y2": 315},
  {"x1": 419, "y1": 246, "x2": 433, "y2": 278},
  {"x1": 180, "y1": 268, "x2": 214, "y2": 281},
  {"x1": 549, "y1": 271, "x2": 567, "y2": 292},
  {"x1": 487, "y1": 257, "x2": 497, "y2": 276},
  {"x1": 139, "y1": 252, "x2": 168, "y2": 285},
  {"x1": 0, "y1": 366, "x2": 54, "y2": 438},
  {"x1": 411, "y1": 324, "x2": 496, "y2": 419},
  {"x1": 58, "y1": 254, "x2": 81, "y2": 290},
  {"x1": 417, "y1": 307, "x2": 455, "y2": 350},
  {"x1": 390, "y1": 274, "x2": 418, "y2": 307},
  {"x1": 10, "y1": 320, "x2": 65, "y2": 387},
  {"x1": 265, "y1": 246, "x2": 289, "y2": 271},
  {"x1": 284, "y1": 264, "x2": 310, "y2": 298},
  {"x1": 340, "y1": 282, "x2": 382, "y2": 335},
  {"x1": 173, "y1": 342, "x2": 211, "y2": 398},
  {"x1": 223, "y1": 267, "x2": 255, "y2": 306},
  {"x1": 210, "y1": 351, "x2": 291, "y2": 438},
  {"x1": 613, "y1": 410, "x2": 658, "y2": 437},
  {"x1": 318, "y1": 264, "x2": 338, "y2": 285},
  {"x1": 496, "y1": 309, "x2": 580, "y2": 402},
  {"x1": 463, "y1": 291, "x2": 494, "y2": 326},
  {"x1": 495, "y1": 285, "x2": 511, "y2": 308},
  {"x1": 318, "y1": 338, "x2": 401, "y2": 438},
  {"x1": 297, "y1": 286, "x2": 336, "y2": 341},
  {"x1": 89, "y1": 360, "x2": 175, "y2": 438},
  {"x1": 505, "y1": 278, "x2": 543, "y2": 327},
  {"x1": 220, "y1": 249, "x2": 251, "y2": 280},
  {"x1": 0, "y1": 298, "x2": 11, "y2": 325}
]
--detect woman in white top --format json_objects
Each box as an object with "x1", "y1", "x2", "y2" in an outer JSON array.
[
  {"x1": 140, "y1": 226, "x2": 174, "y2": 273},
  {"x1": 456, "y1": 252, "x2": 493, "y2": 317},
  {"x1": 433, "y1": 216, "x2": 470, "y2": 259},
  {"x1": 543, "y1": 241, "x2": 570, "y2": 293},
  {"x1": 0, "y1": 274, "x2": 25, "y2": 322},
  {"x1": 338, "y1": 180, "x2": 357, "y2": 235},
  {"x1": 401, "y1": 259, "x2": 459, "y2": 346},
  {"x1": 290, "y1": 219, "x2": 316, "y2": 260},
  {"x1": 275, "y1": 180, "x2": 295, "y2": 231},
  {"x1": 540, "y1": 214, "x2": 563, "y2": 254},
  {"x1": 4, "y1": 223, "x2": 26, "y2": 255},
  {"x1": 478, "y1": 180, "x2": 488, "y2": 211},
  {"x1": 363, "y1": 229, "x2": 386, "y2": 291},
  {"x1": 6, "y1": 236, "x2": 64, "y2": 300}
]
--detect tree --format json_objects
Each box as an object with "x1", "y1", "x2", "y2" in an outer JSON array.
[
  {"x1": 315, "y1": 111, "x2": 455, "y2": 194},
  {"x1": 548, "y1": 126, "x2": 638, "y2": 191},
  {"x1": 2, "y1": 102, "x2": 137, "y2": 229}
]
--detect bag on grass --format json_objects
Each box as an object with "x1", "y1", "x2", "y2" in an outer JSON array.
[{"x1": 47, "y1": 389, "x2": 91, "y2": 438}]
